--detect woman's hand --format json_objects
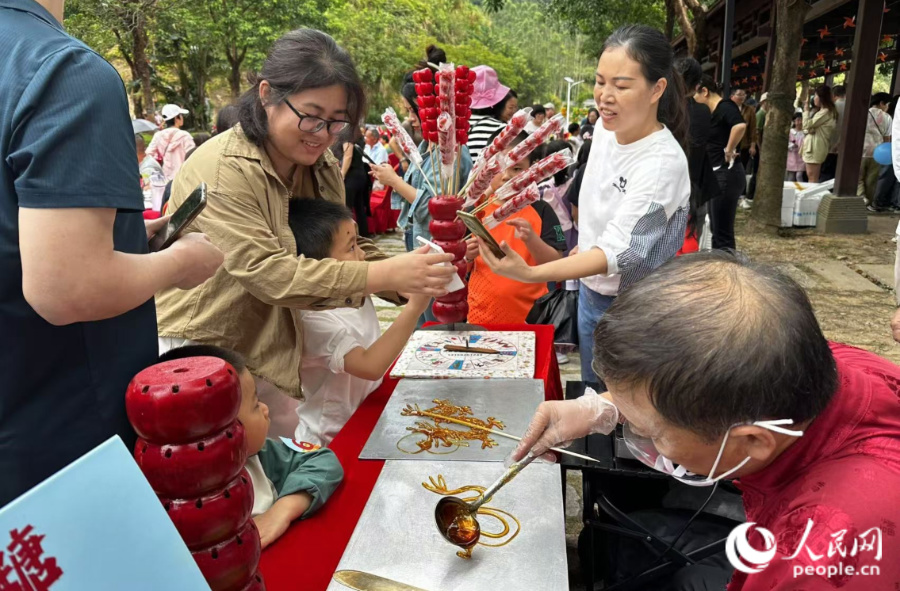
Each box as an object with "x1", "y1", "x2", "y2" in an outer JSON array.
[
  {"x1": 368, "y1": 245, "x2": 455, "y2": 297},
  {"x1": 369, "y1": 163, "x2": 400, "y2": 188},
  {"x1": 476, "y1": 237, "x2": 535, "y2": 282}
]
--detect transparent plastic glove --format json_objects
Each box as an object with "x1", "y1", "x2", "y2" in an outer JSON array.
[{"x1": 510, "y1": 387, "x2": 618, "y2": 462}]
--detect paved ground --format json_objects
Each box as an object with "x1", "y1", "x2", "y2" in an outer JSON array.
[{"x1": 370, "y1": 209, "x2": 900, "y2": 588}]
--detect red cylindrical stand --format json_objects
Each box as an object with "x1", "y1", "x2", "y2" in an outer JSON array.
[
  {"x1": 127, "y1": 358, "x2": 266, "y2": 591},
  {"x1": 428, "y1": 196, "x2": 468, "y2": 323}
]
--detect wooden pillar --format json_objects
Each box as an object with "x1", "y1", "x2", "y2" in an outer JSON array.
[
  {"x1": 721, "y1": 0, "x2": 736, "y2": 96},
  {"x1": 762, "y1": 0, "x2": 777, "y2": 91},
  {"x1": 834, "y1": 0, "x2": 883, "y2": 197}
]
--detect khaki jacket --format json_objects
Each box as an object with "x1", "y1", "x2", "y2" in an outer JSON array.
[{"x1": 156, "y1": 125, "x2": 396, "y2": 397}]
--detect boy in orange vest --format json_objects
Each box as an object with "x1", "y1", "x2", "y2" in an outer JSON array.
[{"x1": 465, "y1": 132, "x2": 566, "y2": 324}]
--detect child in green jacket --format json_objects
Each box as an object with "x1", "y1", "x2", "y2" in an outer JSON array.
[{"x1": 159, "y1": 345, "x2": 343, "y2": 549}]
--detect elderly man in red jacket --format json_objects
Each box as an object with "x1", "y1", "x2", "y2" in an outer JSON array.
[{"x1": 514, "y1": 251, "x2": 900, "y2": 590}]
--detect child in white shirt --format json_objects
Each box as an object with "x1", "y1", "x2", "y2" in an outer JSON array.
[{"x1": 288, "y1": 199, "x2": 431, "y2": 446}]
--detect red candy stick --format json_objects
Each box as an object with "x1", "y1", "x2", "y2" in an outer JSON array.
[
  {"x1": 505, "y1": 113, "x2": 565, "y2": 167},
  {"x1": 494, "y1": 148, "x2": 575, "y2": 201},
  {"x1": 463, "y1": 153, "x2": 506, "y2": 208},
  {"x1": 382, "y1": 107, "x2": 422, "y2": 166},
  {"x1": 473, "y1": 107, "x2": 533, "y2": 171},
  {"x1": 484, "y1": 183, "x2": 541, "y2": 228},
  {"x1": 436, "y1": 63, "x2": 457, "y2": 178}
]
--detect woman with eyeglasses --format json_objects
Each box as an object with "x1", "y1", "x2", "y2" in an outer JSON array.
[{"x1": 156, "y1": 29, "x2": 455, "y2": 437}]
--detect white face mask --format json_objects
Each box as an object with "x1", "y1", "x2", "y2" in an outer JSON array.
[{"x1": 622, "y1": 419, "x2": 804, "y2": 487}]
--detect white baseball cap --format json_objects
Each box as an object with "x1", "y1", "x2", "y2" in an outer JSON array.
[
  {"x1": 161, "y1": 104, "x2": 189, "y2": 121},
  {"x1": 544, "y1": 102, "x2": 556, "y2": 110},
  {"x1": 759, "y1": 93, "x2": 768, "y2": 103}
]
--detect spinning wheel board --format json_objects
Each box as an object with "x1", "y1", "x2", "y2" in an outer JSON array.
[{"x1": 390, "y1": 331, "x2": 536, "y2": 379}]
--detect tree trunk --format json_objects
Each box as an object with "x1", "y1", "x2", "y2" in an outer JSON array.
[
  {"x1": 226, "y1": 45, "x2": 247, "y2": 98},
  {"x1": 751, "y1": 0, "x2": 810, "y2": 228},
  {"x1": 693, "y1": 11, "x2": 708, "y2": 60},
  {"x1": 229, "y1": 60, "x2": 241, "y2": 98},
  {"x1": 130, "y1": 79, "x2": 144, "y2": 120},
  {"x1": 665, "y1": 0, "x2": 676, "y2": 41},
  {"x1": 672, "y1": 0, "x2": 697, "y2": 56},
  {"x1": 132, "y1": 15, "x2": 154, "y2": 119}
]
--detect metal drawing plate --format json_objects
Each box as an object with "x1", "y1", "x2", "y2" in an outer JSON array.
[
  {"x1": 327, "y1": 460, "x2": 568, "y2": 591},
  {"x1": 360, "y1": 379, "x2": 544, "y2": 462}
]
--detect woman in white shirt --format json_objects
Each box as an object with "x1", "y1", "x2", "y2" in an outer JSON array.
[{"x1": 477, "y1": 25, "x2": 691, "y2": 385}]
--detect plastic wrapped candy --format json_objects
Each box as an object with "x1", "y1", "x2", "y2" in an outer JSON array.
[
  {"x1": 484, "y1": 183, "x2": 540, "y2": 229},
  {"x1": 494, "y1": 148, "x2": 575, "y2": 201},
  {"x1": 505, "y1": 114, "x2": 565, "y2": 168},
  {"x1": 382, "y1": 107, "x2": 422, "y2": 166},
  {"x1": 462, "y1": 153, "x2": 506, "y2": 209},
  {"x1": 436, "y1": 64, "x2": 457, "y2": 177},
  {"x1": 474, "y1": 107, "x2": 533, "y2": 171},
  {"x1": 437, "y1": 111, "x2": 456, "y2": 180}
]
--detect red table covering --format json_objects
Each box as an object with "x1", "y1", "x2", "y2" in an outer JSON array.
[{"x1": 258, "y1": 324, "x2": 561, "y2": 590}]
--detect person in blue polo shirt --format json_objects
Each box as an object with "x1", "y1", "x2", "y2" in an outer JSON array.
[{"x1": 0, "y1": 0, "x2": 224, "y2": 505}]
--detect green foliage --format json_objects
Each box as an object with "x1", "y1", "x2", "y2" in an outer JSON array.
[
  {"x1": 547, "y1": 0, "x2": 665, "y2": 56},
  {"x1": 64, "y1": 0, "x2": 605, "y2": 126},
  {"x1": 485, "y1": 0, "x2": 665, "y2": 56}
]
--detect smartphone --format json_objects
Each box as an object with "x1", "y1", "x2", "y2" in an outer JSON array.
[
  {"x1": 354, "y1": 144, "x2": 378, "y2": 166},
  {"x1": 148, "y1": 183, "x2": 207, "y2": 252},
  {"x1": 456, "y1": 211, "x2": 506, "y2": 259}
]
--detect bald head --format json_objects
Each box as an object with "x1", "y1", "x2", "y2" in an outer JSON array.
[{"x1": 593, "y1": 251, "x2": 837, "y2": 439}]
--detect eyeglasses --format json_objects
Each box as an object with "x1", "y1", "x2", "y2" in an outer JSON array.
[{"x1": 283, "y1": 98, "x2": 351, "y2": 135}]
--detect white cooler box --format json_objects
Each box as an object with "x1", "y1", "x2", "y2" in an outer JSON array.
[{"x1": 788, "y1": 179, "x2": 834, "y2": 227}]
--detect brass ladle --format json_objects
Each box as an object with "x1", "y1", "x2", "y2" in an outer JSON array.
[{"x1": 434, "y1": 454, "x2": 538, "y2": 551}]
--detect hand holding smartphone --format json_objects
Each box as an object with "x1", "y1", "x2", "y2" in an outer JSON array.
[{"x1": 148, "y1": 183, "x2": 207, "y2": 252}]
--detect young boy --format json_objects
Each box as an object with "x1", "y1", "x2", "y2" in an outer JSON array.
[
  {"x1": 158, "y1": 345, "x2": 343, "y2": 550},
  {"x1": 287, "y1": 199, "x2": 431, "y2": 446},
  {"x1": 465, "y1": 133, "x2": 566, "y2": 324}
]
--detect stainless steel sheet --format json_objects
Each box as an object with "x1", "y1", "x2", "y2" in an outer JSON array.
[
  {"x1": 359, "y1": 379, "x2": 544, "y2": 462},
  {"x1": 327, "y1": 460, "x2": 568, "y2": 591}
]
